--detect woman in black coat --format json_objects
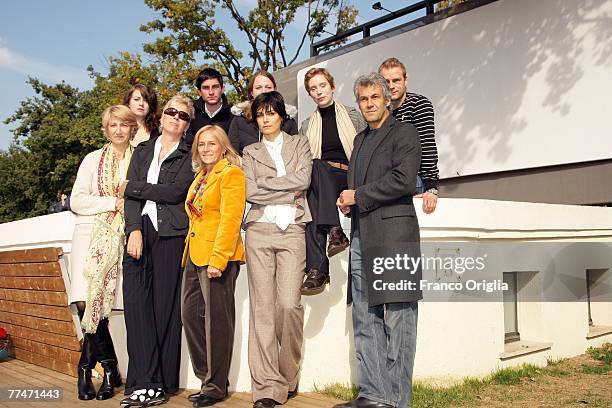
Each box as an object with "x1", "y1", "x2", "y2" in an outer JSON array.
[
  {"x1": 119, "y1": 94, "x2": 195, "y2": 408},
  {"x1": 228, "y1": 70, "x2": 298, "y2": 155}
]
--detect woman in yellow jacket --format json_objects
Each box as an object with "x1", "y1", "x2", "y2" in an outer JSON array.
[{"x1": 181, "y1": 125, "x2": 246, "y2": 407}]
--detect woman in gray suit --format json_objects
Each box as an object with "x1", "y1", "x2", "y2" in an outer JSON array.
[{"x1": 242, "y1": 91, "x2": 312, "y2": 408}]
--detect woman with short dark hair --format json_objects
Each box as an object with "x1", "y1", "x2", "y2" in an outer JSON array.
[{"x1": 242, "y1": 91, "x2": 312, "y2": 408}]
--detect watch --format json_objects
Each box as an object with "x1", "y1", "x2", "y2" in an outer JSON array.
[{"x1": 426, "y1": 188, "x2": 438, "y2": 196}]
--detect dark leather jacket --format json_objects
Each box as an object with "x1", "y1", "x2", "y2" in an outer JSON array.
[{"x1": 124, "y1": 136, "x2": 194, "y2": 237}]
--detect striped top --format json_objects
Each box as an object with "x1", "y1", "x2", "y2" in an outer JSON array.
[{"x1": 392, "y1": 92, "x2": 439, "y2": 190}]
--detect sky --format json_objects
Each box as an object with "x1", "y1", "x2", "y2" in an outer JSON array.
[{"x1": 0, "y1": 0, "x2": 423, "y2": 150}]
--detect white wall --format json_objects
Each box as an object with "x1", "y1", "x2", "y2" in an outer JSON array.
[
  {"x1": 296, "y1": 0, "x2": 612, "y2": 178},
  {"x1": 1, "y1": 199, "x2": 612, "y2": 390}
]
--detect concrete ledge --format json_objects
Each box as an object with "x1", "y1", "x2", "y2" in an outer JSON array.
[
  {"x1": 586, "y1": 326, "x2": 612, "y2": 340},
  {"x1": 500, "y1": 341, "x2": 553, "y2": 360}
]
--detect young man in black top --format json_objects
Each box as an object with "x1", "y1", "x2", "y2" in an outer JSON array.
[{"x1": 186, "y1": 68, "x2": 234, "y2": 145}]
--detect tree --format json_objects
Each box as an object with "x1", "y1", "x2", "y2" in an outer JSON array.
[
  {"x1": 140, "y1": 0, "x2": 359, "y2": 97},
  {"x1": 1, "y1": 79, "x2": 84, "y2": 221},
  {"x1": 1, "y1": 53, "x2": 192, "y2": 222},
  {"x1": 436, "y1": 0, "x2": 468, "y2": 12},
  {"x1": 0, "y1": 146, "x2": 39, "y2": 222}
]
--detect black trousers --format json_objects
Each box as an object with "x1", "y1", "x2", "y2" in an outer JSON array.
[
  {"x1": 181, "y1": 255, "x2": 239, "y2": 399},
  {"x1": 306, "y1": 160, "x2": 348, "y2": 275},
  {"x1": 123, "y1": 216, "x2": 184, "y2": 394},
  {"x1": 77, "y1": 310, "x2": 118, "y2": 368}
]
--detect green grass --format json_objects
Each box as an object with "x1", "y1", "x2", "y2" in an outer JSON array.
[
  {"x1": 490, "y1": 363, "x2": 541, "y2": 385},
  {"x1": 315, "y1": 344, "x2": 612, "y2": 407},
  {"x1": 313, "y1": 383, "x2": 359, "y2": 401},
  {"x1": 544, "y1": 357, "x2": 570, "y2": 377},
  {"x1": 316, "y1": 379, "x2": 487, "y2": 408},
  {"x1": 411, "y1": 378, "x2": 485, "y2": 407},
  {"x1": 586, "y1": 342, "x2": 612, "y2": 364},
  {"x1": 579, "y1": 363, "x2": 612, "y2": 374}
]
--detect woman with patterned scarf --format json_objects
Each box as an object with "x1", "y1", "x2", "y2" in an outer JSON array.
[
  {"x1": 181, "y1": 125, "x2": 246, "y2": 407},
  {"x1": 69, "y1": 105, "x2": 136, "y2": 401}
]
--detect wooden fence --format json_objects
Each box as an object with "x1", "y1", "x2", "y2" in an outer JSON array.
[{"x1": 0, "y1": 248, "x2": 80, "y2": 377}]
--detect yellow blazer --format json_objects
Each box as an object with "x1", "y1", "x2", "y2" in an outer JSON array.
[{"x1": 182, "y1": 158, "x2": 246, "y2": 270}]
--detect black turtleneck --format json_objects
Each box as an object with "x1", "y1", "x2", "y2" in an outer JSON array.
[{"x1": 320, "y1": 103, "x2": 348, "y2": 165}]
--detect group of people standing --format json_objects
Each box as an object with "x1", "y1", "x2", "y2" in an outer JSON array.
[{"x1": 68, "y1": 57, "x2": 439, "y2": 408}]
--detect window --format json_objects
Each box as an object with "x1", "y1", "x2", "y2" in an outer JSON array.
[
  {"x1": 503, "y1": 272, "x2": 519, "y2": 343},
  {"x1": 586, "y1": 269, "x2": 594, "y2": 326}
]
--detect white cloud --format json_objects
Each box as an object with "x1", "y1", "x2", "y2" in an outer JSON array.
[{"x1": 0, "y1": 41, "x2": 92, "y2": 89}]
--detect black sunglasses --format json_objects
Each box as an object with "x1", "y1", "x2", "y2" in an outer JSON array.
[{"x1": 163, "y1": 107, "x2": 190, "y2": 121}]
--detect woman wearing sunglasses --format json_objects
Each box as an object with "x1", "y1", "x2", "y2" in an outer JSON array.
[
  {"x1": 120, "y1": 95, "x2": 195, "y2": 407},
  {"x1": 181, "y1": 125, "x2": 246, "y2": 407}
]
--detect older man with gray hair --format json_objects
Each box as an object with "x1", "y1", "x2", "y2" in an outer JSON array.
[{"x1": 335, "y1": 73, "x2": 422, "y2": 408}]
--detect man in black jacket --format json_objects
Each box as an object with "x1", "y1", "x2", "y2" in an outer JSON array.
[
  {"x1": 186, "y1": 68, "x2": 234, "y2": 145},
  {"x1": 335, "y1": 73, "x2": 421, "y2": 408}
]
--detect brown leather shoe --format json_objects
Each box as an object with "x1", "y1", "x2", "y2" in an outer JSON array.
[
  {"x1": 300, "y1": 268, "x2": 330, "y2": 295},
  {"x1": 327, "y1": 226, "x2": 350, "y2": 258}
]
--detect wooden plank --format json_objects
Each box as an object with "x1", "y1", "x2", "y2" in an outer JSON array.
[
  {"x1": 0, "y1": 248, "x2": 62, "y2": 264},
  {"x1": 2, "y1": 324, "x2": 80, "y2": 351},
  {"x1": 0, "y1": 300, "x2": 72, "y2": 321},
  {"x1": 0, "y1": 288, "x2": 67, "y2": 305},
  {"x1": 11, "y1": 337, "x2": 80, "y2": 365},
  {"x1": 0, "y1": 361, "x2": 43, "y2": 408},
  {"x1": 0, "y1": 311, "x2": 76, "y2": 336},
  {"x1": 2, "y1": 359, "x2": 85, "y2": 407},
  {"x1": 0, "y1": 276, "x2": 65, "y2": 291},
  {"x1": 0, "y1": 262, "x2": 62, "y2": 277},
  {"x1": 13, "y1": 348, "x2": 77, "y2": 377}
]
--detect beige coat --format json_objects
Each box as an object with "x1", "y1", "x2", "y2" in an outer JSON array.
[
  {"x1": 242, "y1": 132, "x2": 313, "y2": 228},
  {"x1": 69, "y1": 149, "x2": 123, "y2": 304}
]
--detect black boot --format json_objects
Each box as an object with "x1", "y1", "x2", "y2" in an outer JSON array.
[
  {"x1": 96, "y1": 360, "x2": 122, "y2": 400},
  {"x1": 77, "y1": 365, "x2": 96, "y2": 400},
  {"x1": 77, "y1": 333, "x2": 96, "y2": 400}
]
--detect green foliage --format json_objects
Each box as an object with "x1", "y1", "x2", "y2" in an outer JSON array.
[
  {"x1": 1, "y1": 53, "x2": 196, "y2": 223},
  {"x1": 581, "y1": 343, "x2": 612, "y2": 374},
  {"x1": 436, "y1": 0, "x2": 468, "y2": 12},
  {"x1": 0, "y1": 146, "x2": 40, "y2": 222},
  {"x1": 586, "y1": 343, "x2": 612, "y2": 364},
  {"x1": 140, "y1": 0, "x2": 359, "y2": 98},
  {"x1": 580, "y1": 364, "x2": 612, "y2": 374},
  {"x1": 2, "y1": 79, "x2": 87, "y2": 222}
]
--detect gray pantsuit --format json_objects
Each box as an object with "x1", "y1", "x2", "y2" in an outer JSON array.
[
  {"x1": 245, "y1": 223, "x2": 305, "y2": 403},
  {"x1": 242, "y1": 132, "x2": 313, "y2": 403}
]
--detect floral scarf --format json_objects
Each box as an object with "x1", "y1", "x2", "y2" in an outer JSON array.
[
  {"x1": 81, "y1": 143, "x2": 133, "y2": 333},
  {"x1": 186, "y1": 169, "x2": 207, "y2": 218}
]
